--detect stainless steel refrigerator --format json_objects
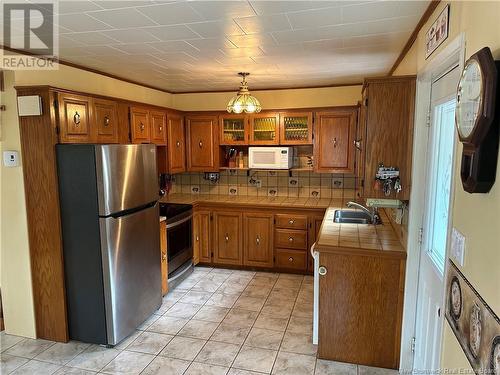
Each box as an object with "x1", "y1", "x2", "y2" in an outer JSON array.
[{"x1": 57, "y1": 144, "x2": 161, "y2": 346}]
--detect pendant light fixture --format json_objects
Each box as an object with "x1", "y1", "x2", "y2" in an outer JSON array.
[{"x1": 226, "y1": 72, "x2": 262, "y2": 114}]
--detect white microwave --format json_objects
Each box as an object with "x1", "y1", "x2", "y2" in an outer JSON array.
[{"x1": 248, "y1": 147, "x2": 294, "y2": 169}]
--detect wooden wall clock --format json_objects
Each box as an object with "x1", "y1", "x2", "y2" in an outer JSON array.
[{"x1": 455, "y1": 47, "x2": 500, "y2": 193}]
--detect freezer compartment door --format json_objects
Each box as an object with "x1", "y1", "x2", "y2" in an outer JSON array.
[
  {"x1": 95, "y1": 144, "x2": 158, "y2": 216},
  {"x1": 99, "y1": 203, "x2": 162, "y2": 345}
]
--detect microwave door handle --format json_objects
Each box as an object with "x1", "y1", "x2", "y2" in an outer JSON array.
[{"x1": 166, "y1": 214, "x2": 193, "y2": 229}]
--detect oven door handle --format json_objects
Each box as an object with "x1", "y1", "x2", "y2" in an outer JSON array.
[{"x1": 166, "y1": 214, "x2": 193, "y2": 229}]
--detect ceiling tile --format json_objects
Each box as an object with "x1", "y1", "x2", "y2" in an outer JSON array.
[
  {"x1": 250, "y1": 1, "x2": 337, "y2": 15},
  {"x1": 57, "y1": 1, "x2": 103, "y2": 14},
  {"x1": 102, "y1": 29, "x2": 161, "y2": 43},
  {"x1": 227, "y1": 33, "x2": 277, "y2": 48},
  {"x1": 93, "y1": 1, "x2": 157, "y2": 9},
  {"x1": 145, "y1": 25, "x2": 200, "y2": 41},
  {"x1": 234, "y1": 14, "x2": 291, "y2": 34},
  {"x1": 64, "y1": 31, "x2": 119, "y2": 45},
  {"x1": 57, "y1": 13, "x2": 112, "y2": 32},
  {"x1": 187, "y1": 38, "x2": 236, "y2": 50},
  {"x1": 186, "y1": 20, "x2": 244, "y2": 38},
  {"x1": 149, "y1": 40, "x2": 200, "y2": 53},
  {"x1": 286, "y1": 7, "x2": 342, "y2": 29},
  {"x1": 88, "y1": 8, "x2": 157, "y2": 28},
  {"x1": 112, "y1": 43, "x2": 162, "y2": 54},
  {"x1": 137, "y1": 2, "x2": 203, "y2": 25},
  {"x1": 188, "y1": 1, "x2": 256, "y2": 20},
  {"x1": 221, "y1": 47, "x2": 264, "y2": 58},
  {"x1": 341, "y1": 1, "x2": 425, "y2": 24}
]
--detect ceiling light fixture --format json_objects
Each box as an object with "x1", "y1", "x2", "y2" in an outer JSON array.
[{"x1": 226, "y1": 72, "x2": 262, "y2": 114}]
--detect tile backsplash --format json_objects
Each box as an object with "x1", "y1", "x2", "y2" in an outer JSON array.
[{"x1": 169, "y1": 170, "x2": 359, "y2": 200}]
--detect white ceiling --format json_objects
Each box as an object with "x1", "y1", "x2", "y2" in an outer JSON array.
[{"x1": 6, "y1": 0, "x2": 429, "y2": 92}]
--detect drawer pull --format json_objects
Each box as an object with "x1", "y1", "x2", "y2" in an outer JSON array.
[
  {"x1": 104, "y1": 115, "x2": 110, "y2": 127},
  {"x1": 289, "y1": 219, "x2": 295, "y2": 225},
  {"x1": 256, "y1": 236, "x2": 260, "y2": 245},
  {"x1": 288, "y1": 237, "x2": 294, "y2": 243},
  {"x1": 319, "y1": 266, "x2": 328, "y2": 276},
  {"x1": 73, "y1": 112, "x2": 81, "y2": 125},
  {"x1": 288, "y1": 257, "x2": 294, "y2": 262}
]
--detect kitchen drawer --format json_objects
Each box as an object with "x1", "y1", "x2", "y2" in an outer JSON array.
[
  {"x1": 275, "y1": 229, "x2": 307, "y2": 250},
  {"x1": 275, "y1": 214, "x2": 308, "y2": 230},
  {"x1": 275, "y1": 249, "x2": 307, "y2": 271}
]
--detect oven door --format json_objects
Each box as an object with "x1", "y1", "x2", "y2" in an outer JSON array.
[{"x1": 166, "y1": 210, "x2": 193, "y2": 276}]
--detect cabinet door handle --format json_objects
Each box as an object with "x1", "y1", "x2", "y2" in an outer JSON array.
[
  {"x1": 288, "y1": 257, "x2": 294, "y2": 262},
  {"x1": 176, "y1": 141, "x2": 181, "y2": 147},
  {"x1": 319, "y1": 266, "x2": 328, "y2": 276},
  {"x1": 288, "y1": 219, "x2": 295, "y2": 225},
  {"x1": 140, "y1": 122, "x2": 145, "y2": 131},
  {"x1": 225, "y1": 233, "x2": 229, "y2": 242},
  {"x1": 354, "y1": 138, "x2": 362, "y2": 150},
  {"x1": 104, "y1": 115, "x2": 110, "y2": 127},
  {"x1": 288, "y1": 237, "x2": 294, "y2": 243},
  {"x1": 256, "y1": 236, "x2": 260, "y2": 245},
  {"x1": 333, "y1": 137, "x2": 337, "y2": 147},
  {"x1": 73, "y1": 111, "x2": 81, "y2": 125},
  {"x1": 159, "y1": 126, "x2": 163, "y2": 131},
  {"x1": 196, "y1": 235, "x2": 200, "y2": 242},
  {"x1": 199, "y1": 141, "x2": 203, "y2": 148}
]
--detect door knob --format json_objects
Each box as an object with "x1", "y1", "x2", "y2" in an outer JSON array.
[
  {"x1": 225, "y1": 233, "x2": 229, "y2": 242},
  {"x1": 333, "y1": 138, "x2": 337, "y2": 147},
  {"x1": 289, "y1": 219, "x2": 295, "y2": 224},
  {"x1": 140, "y1": 122, "x2": 145, "y2": 131},
  {"x1": 176, "y1": 141, "x2": 181, "y2": 147},
  {"x1": 199, "y1": 141, "x2": 203, "y2": 148},
  {"x1": 256, "y1": 236, "x2": 260, "y2": 245},
  {"x1": 288, "y1": 237, "x2": 294, "y2": 242},
  {"x1": 73, "y1": 112, "x2": 81, "y2": 125},
  {"x1": 104, "y1": 116, "x2": 110, "y2": 127},
  {"x1": 318, "y1": 266, "x2": 327, "y2": 276}
]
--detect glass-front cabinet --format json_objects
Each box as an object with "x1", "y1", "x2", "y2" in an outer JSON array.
[
  {"x1": 279, "y1": 111, "x2": 313, "y2": 145},
  {"x1": 220, "y1": 115, "x2": 248, "y2": 145},
  {"x1": 249, "y1": 112, "x2": 280, "y2": 145}
]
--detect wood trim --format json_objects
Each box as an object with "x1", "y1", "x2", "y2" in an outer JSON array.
[
  {"x1": 0, "y1": 70, "x2": 4, "y2": 92},
  {"x1": 388, "y1": 0, "x2": 442, "y2": 75},
  {"x1": 1, "y1": 45, "x2": 363, "y2": 94},
  {"x1": 17, "y1": 86, "x2": 68, "y2": 342}
]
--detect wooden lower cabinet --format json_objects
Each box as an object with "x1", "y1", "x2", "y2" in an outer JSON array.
[
  {"x1": 160, "y1": 220, "x2": 168, "y2": 296},
  {"x1": 317, "y1": 250, "x2": 406, "y2": 369},
  {"x1": 243, "y1": 212, "x2": 273, "y2": 268},
  {"x1": 193, "y1": 211, "x2": 211, "y2": 264},
  {"x1": 213, "y1": 211, "x2": 242, "y2": 265},
  {"x1": 194, "y1": 205, "x2": 325, "y2": 273}
]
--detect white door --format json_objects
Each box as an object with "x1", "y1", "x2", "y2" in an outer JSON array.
[{"x1": 413, "y1": 66, "x2": 459, "y2": 371}]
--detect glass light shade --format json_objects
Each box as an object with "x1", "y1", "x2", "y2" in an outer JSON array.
[
  {"x1": 227, "y1": 93, "x2": 262, "y2": 114},
  {"x1": 227, "y1": 74, "x2": 262, "y2": 114}
]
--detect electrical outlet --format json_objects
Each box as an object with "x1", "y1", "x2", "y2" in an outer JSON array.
[{"x1": 332, "y1": 177, "x2": 343, "y2": 188}]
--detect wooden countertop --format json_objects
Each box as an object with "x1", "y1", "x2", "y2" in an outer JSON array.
[
  {"x1": 314, "y1": 207, "x2": 406, "y2": 258},
  {"x1": 160, "y1": 194, "x2": 340, "y2": 209}
]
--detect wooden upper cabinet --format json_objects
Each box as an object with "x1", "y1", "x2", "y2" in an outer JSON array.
[
  {"x1": 362, "y1": 76, "x2": 416, "y2": 200},
  {"x1": 220, "y1": 114, "x2": 248, "y2": 145},
  {"x1": 167, "y1": 113, "x2": 186, "y2": 174},
  {"x1": 150, "y1": 110, "x2": 167, "y2": 145},
  {"x1": 249, "y1": 112, "x2": 280, "y2": 145},
  {"x1": 213, "y1": 211, "x2": 242, "y2": 265},
  {"x1": 130, "y1": 106, "x2": 150, "y2": 143},
  {"x1": 93, "y1": 98, "x2": 118, "y2": 143},
  {"x1": 314, "y1": 109, "x2": 357, "y2": 173},
  {"x1": 58, "y1": 93, "x2": 93, "y2": 143},
  {"x1": 186, "y1": 115, "x2": 219, "y2": 172},
  {"x1": 243, "y1": 212, "x2": 274, "y2": 268},
  {"x1": 279, "y1": 111, "x2": 313, "y2": 145}
]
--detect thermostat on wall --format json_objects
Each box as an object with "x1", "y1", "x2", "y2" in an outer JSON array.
[
  {"x1": 17, "y1": 95, "x2": 42, "y2": 116},
  {"x1": 3, "y1": 151, "x2": 19, "y2": 167}
]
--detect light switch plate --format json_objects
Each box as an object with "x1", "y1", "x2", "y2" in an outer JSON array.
[
  {"x1": 451, "y1": 227, "x2": 466, "y2": 267},
  {"x1": 3, "y1": 151, "x2": 19, "y2": 167}
]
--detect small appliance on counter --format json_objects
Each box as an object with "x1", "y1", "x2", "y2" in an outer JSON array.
[
  {"x1": 57, "y1": 144, "x2": 162, "y2": 346},
  {"x1": 248, "y1": 146, "x2": 294, "y2": 169},
  {"x1": 159, "y1": 203, "x2": 194, "y2": 289}
]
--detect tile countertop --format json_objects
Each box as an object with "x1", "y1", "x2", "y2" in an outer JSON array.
[
  {"x1": 159, "y1": 193, "x2": 342, "y2": 209},
  {"x1": 314, "y1": 207, "x2": 406, "y2": 256}
]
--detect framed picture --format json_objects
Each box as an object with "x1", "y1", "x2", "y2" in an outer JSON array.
[{"x1": 425, "y1": 4, "x2": 450, "y2": 59}]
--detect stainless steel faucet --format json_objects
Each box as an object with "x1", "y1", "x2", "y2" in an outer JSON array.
[{"x1": 346, "y1": 201, "x2": 381, "y2": 224}]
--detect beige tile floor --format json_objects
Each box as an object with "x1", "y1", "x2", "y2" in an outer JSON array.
[{"x1": 1, "y1": 267, "x2": 399, "y2": 375}]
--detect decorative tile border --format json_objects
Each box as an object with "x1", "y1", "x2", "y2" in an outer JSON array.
[{"x1": 445, "y1": 259, "x2": 499, "y2": 374}]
